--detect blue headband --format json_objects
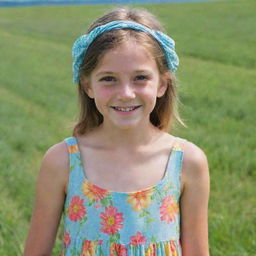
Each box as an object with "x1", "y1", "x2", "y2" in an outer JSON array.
[{"x1": 72, "y1": 20, "x2": 179, "y2": 83}]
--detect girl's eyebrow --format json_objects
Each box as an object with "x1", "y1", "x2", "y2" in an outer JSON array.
[
  {"x1": 96, "y1": 70, "x2": 152, "y2": 77},
  {"x1": 95, "y1": 71, "x2": 114, "y2": 77},
  {"x1": 134, "y1": 70, "x2": 152, "y2": 73}
]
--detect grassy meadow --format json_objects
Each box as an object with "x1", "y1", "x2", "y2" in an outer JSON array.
[{"x1": 0, "y1": 0, "x2": 255, "y2": 255}]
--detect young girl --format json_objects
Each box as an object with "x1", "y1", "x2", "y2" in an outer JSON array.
[{"x1": 24, "y1": 7, "x2": 210, "y2": 256}]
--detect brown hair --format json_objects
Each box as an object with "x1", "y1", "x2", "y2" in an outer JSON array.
[{"x1": 73, "y1": 7, "x2": 186, "y2": 136}]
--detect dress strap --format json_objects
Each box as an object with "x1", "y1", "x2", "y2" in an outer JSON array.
[
  {"x1": 64, "y1": 137, "x2": 79, "y2": 154},
  {"x1": 64, "y1": 137, "x2": 82, "y2": 175},
  {"x1": 64, "y1": 137, "x2": 85, "y2": 196},
  {"x1": 172, "y1": 137, "x2": 186, "y2": 152},
  {"x1": 165, "y1": 137, "x2": 186, "y2": 194}
]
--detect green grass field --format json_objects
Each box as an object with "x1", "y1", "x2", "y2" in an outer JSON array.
[{"x1": 0, "y1": 0, "x2": 255, "y2": 255}]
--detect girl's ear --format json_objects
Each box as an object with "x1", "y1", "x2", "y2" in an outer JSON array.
[
  {"x1": 80, "y1": 77, "x2": 94, "y2": 99},
  {"x1": 157, "y1": 74, "x2": 168, "y2": 98}
]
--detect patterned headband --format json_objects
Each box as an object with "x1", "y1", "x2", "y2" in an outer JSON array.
[{"x1": 72, "y1": 20, "x2": 179, "y2": 83}]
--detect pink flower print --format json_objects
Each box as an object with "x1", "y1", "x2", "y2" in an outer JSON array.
[
  {"x1": 110, "y1": 243, "x2": 128, "y2": 256},
  {"x1": 68, "y1": 196, "x2": 86, "y2": 222},
  {"x1": 100, "y1": 206, "x2": 124, "y2": 235},
  {"x1": 82, "y1": 180, "x2": 109, "y2": 202},
  {"x1": 63, "y1": 231, "x2": 71, "y2": 248},
  {"x1": 129, "y1": 231, "x2": 147, "y2": 245},
  {"x1": 159, "y1": 195, "x2": 178, "y2": 224}
]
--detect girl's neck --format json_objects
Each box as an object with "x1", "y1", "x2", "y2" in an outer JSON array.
[{"x1": 91, "y1": 122, "x2": 164, "y2": 150}]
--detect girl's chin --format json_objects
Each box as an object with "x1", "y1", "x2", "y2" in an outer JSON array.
[{"x1": 109, "y1": 118, "x2": 149, "y2": 131}]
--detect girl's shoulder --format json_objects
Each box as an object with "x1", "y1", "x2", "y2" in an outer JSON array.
[
  {"x1": 158, "y1": 133, "x2": 208, "y2": 174},
  {"x1": 43, "y1": 141, "x2": 69, "y2": 168},
  {"x1": 40, "y1": 140, "x2": 70, "y2": 193},
  {"x1": 179, "y1": 138, "x2": 209, "y2": 193},
  {"x1": 181, "y1": 139, "x2": 208, "y2": 170},
  {"x1": 176, "y1": 137, "x2": 207, "y2": 156}
]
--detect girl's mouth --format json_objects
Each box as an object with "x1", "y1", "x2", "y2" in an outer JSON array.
[{"x1": 111, "y1": 106, "x2": 141, "y2": 112}]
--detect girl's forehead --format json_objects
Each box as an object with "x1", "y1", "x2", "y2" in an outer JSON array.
[{"x1": 93, "y1": 41, "x2": 157, "y2": 73}]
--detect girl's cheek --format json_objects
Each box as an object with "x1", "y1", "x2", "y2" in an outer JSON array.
[
  {"x1": 138, "y1": 86, "x2": 157, "y2": 97},
  {"x1": 96, "y1": 87, "x2": 115, "y2": 99}
]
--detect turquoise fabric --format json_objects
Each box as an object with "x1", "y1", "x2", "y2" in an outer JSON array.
[
  {"x1": 62, "y1": 136, "x2": 184, "y2": 255},
  {"x1": 72, "y1": 20, "x2": 179, "y2": 83}
]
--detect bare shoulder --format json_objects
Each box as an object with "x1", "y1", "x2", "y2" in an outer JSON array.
[
  {"x1": 178, "y1": 139, "x2": 210, "y2": 255},
  {"x1": 39, "y1": 141, "x2": 69, "y2": 193},
  {"x1": 180, "y1": 139, "x2": 210, "y2": 192},
  {"x1": 24, "y1": 141, "x2": 70, "y2": 255},
  {"x1": 43, "y1": 141, "x2": 69, "y2": 167}
]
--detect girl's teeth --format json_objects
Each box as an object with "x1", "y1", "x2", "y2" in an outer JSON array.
[{"x1": 114, "y1": 107, "x2": 137, "y2": 112}]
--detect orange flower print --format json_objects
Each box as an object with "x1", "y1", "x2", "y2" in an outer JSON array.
[
  {"x1": 126, "y1": 189, "x2": 153, "y2": 211},
  {"x1": 100, "y1": 206, "x2": 124, "y2": 235},
  {"x1": 63, "y1": 231, "x2": 71, "y2": 248},
  {"x1": 110, "y1": 243, "x2": 128, "y2": 256},
  {"x1": 81, "y1": 240, "x2": 97, "y2": 256},
  {"x1": 68, "y1": 144, "x2": 79, "y2": 154},
  {"x1": 129, "y1": 231, "x2": 147, "y2": 245},
  {"x1": 82, "y1": 180, "x2": 109, "y2": 202},
  {"x1": 68, "y1": 196, "x2": 86, "y2": 222},
  {"x1": 159, "y1": 196, "x2": 178, "y2": 224}
]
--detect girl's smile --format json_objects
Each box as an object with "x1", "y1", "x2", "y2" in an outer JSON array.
[
  {"x1": 82, "y1": 40, "x2": 167, "y2": 130},
  {"x1": 111, "y1": 105, "x2": 142, "y2": 115}
]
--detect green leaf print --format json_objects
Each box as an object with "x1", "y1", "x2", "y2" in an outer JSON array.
[
  {"x1": 70, "y1": 163, "x2": 76, "y2": 171},
  {"x1": 64, "y1": 206, "x2": 68, "y2": 217},
  {"x1": 99, "y1": 247, "x2": 104, "y2": 255},
  {"x1": 138, "y1": 208, "x2": 156, "y2": 230},
  {"x1": 101, "y1": 197, "x2": 108, "y2": 207},
  {"x1": 70, "y1": 154, "x2": 81, "y2": 172},
  {"x1": 80, "y1": 216, "x2": 88, "y2": 226},
  {"x1": 151, "y1": 235, "x2": 157, "y2": 243},
  {"x1": 109, "y1": 232, "x2": 120, "y2": 243},
  {"x1": 88, "y1": 200, "x2": 95, "y2": 206},
  {"x1": 71, "y1": 246, "x2": 78, "y2": 256},
  {"x1": 101, "y1": 196, "x2": 112, "y2": 207},
  {"x1": 139, "y1": 208, "x2": 150, "y2": 218},
  {"x1": 154, "y1": 186, "x2": 166, "y2": 202},
  {"x1": 146, "y1": 217, "x2": 155, "y2": 224}
]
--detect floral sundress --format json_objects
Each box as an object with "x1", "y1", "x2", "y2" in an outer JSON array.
[{"x1": 61, "y1": 136, "x2": 185, "y2": 256}]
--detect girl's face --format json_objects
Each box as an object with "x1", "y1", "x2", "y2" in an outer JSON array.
[{"x1": 82, "y1": 40, "x2": 168, "y2": 130}]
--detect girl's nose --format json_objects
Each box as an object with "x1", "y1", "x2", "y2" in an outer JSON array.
[{"x1": 117, "y1": 82, "x2": 136, "y2": 101}]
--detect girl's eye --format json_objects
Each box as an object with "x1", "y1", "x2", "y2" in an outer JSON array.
[
  {"x1": 135, "y1": 75, "x2": 149, "y2": 81},
  {"x1": 99, "y1": 76, "x2": 116, "y2": 82}
]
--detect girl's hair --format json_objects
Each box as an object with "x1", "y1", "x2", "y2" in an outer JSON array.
[{"x1": 73, "y1": 7, "x2": 185, "y2": 136}]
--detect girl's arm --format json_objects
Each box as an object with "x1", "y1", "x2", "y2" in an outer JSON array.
[
  {"x1": 180, "y1": 141, "x2": 210, "y2": 256},
  {"x1": 24, "y1": 142, "x2": 69, "y2": 256}
]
